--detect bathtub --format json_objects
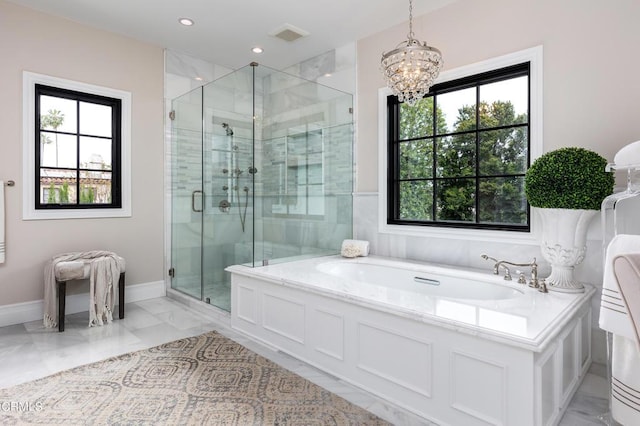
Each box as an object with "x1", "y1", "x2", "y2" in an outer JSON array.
[
  {"x1": 228, "y1": 255, "x2": 595, "y2": 426},
  {"x1": 316, "y1": 260, "x2": 524, "y2": 300}
]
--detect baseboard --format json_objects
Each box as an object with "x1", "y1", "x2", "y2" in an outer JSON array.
[{"x1": 0, "y1": 280, "x2": 166, "y2": 328}]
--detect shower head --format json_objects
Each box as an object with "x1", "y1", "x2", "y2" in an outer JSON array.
[{"x1": 221, "y1": 122, "x2": 234, "y2": 136}]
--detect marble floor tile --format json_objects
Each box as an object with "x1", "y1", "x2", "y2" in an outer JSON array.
[
  {"x1": 115, "y1": 304, "x2": 164, "y2": 330},
  {"x1": 133, "y1": 297, "x2": 187, "y2": 315},
  {"x1": 577, "y1": 371, "x2": 610, "y2": 398},
  {"x1": 126, "y1": 322, "x2": 189, "y2": 348},
  {"x1": 559, "y1": 391, "x2": 611, "y2": 425},
  {"x1": 366, "y1": 400, "x2": 436, "y2": 426},
  {"x1": 154, "y1": 307, "x2": 215, "y2": 330},
  {"x1": 0, "y1": 296, "x2": 612, "y2": 426}
]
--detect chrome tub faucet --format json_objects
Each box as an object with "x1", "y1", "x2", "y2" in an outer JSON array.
[
  {"x1": 481, "y1": 255, "x2": 545, "y2": 292},
  {"x1": 480, "y1": 254, "x2": 512, "y2": 280}
]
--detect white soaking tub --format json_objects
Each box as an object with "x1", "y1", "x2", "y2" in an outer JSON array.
[{"x1": 227, "y1": 255, "x2": 595, "y2": 426}]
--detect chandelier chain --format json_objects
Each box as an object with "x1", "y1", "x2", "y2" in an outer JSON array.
[{"x1": 408, "y1": 0, "x2": 414, "y2": 40}]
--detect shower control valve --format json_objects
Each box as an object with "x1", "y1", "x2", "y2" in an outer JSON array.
[{"x1": 218, "y1": 199, "x2": 231, "y2": 213}]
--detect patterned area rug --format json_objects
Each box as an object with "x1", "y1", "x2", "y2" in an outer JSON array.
[{"x1": 0, "y1": 331, "x2": 389, "y2": 425}]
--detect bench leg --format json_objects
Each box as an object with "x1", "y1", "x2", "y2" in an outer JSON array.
[
  {"x1": 118, "y1": 272, "x2": 125, "y2": 319},
  {"x1": 57, "y1": 280, "x2": 66, "y2": 332}
]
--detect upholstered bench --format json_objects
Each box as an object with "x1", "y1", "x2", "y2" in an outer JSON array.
[{"x1": 44, "y1": 252, "x2": 126, "y2": 332}]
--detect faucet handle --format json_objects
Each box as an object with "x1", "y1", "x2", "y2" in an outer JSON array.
[
  {"x1": 503, "y1": 268, "x2": 512, "y2": 281},
  {"x1": 538, "y1": 279, "x2": 548, "y2": 293},
  {"x1": 516, "y1": 270, "x2": 527, "y2": 284}
]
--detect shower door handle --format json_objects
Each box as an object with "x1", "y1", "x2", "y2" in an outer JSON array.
[{"x1": 192, "y1": 190, "x2": 203, "y2": 212}]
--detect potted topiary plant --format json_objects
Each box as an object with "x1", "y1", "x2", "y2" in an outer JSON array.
[{"x1": 525, "y1": 147, "x2": 614, "y2": 293}]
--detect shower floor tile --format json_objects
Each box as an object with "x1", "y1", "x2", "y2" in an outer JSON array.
[{"x1": 203, "y1": 280, "x2": 231, "y2": 311}]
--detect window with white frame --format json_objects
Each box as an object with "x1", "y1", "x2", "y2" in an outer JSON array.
[{"x1": 23, "y1": 72, "x2": 131, "y2": 220}]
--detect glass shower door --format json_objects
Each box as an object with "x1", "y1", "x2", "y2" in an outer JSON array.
[
  {"x1": 169, "y1": 62, "x2": 353, "y2": 312},
  {"x1": 170, "y1": 88, "x2": 203, "y2": 300},
  {"x1": 201, "y1": 68, "x2": 255, "y2": 311}
]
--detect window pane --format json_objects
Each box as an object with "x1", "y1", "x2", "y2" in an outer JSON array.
[
  {"x1": 436, "y1": 178, "x2": 475, "y2": 222},
  {"x1": 437, "y1": 87, "x2": 475, "y2": 134},
  {"x1": 80, "y1": 102, "x2": 112, "y2": 137},
  {"x1": 40, "y1": 133, "x2": 77, "y2": 168},
  {"x1": 479, "y1": 176, "x2": 527, "y2": 225},
  {"x1": 399, "y1": 180, "x2": 433, "y2": 220},
  {"x1": 399, "y1": 139, "x2": 433, "y2": 179},
  {"x1": 79, "y1": 170, "x2": 112, "y2": 204},
  {"x1": 436, "y1": 135, "x2": 476, "y2": 178},
  {"x1": 479, "y1": 128, "x2": 528, "y2": 175},
  {"x1": 40, "y1": 169, "x2": 77, "y2": 204},
  {"x1": 480, "y1": 76, "x2": 528, "y2": 129},
  {"x1": 80, "y1": 136, "x2": 112, "y2": 170},
  {"x1": 40, "y1": 95, "x2": 77, "y2": 133},
  {"x1": 400, "y1": 97, "x2": 433, "y2": 139}
]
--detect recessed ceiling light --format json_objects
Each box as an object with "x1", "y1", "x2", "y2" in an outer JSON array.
[
  {"x1": 194, "y1": 77, "x2": 203, "y2": 81},
  {"x1": 252, "y1": 47, "x2": 264, "y2": 54},
  {"x1": 179, "y1": 18, "x2": 194, "y2": 26}
]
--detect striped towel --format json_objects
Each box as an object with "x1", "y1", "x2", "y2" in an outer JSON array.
[
  {"x1": 612, "y1": 335, "x2": 640, "y2": 424},
  {"x1": 606, "y1": 246, "x2": 640, "y2": 423},
  {"x1": 0, "y1": 181, "x2": 5, "y2": 264},
  {"x1": 600, "y1": 234, "x2": 640, "y2": 340}
]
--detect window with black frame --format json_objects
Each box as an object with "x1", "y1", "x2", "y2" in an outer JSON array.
[
  {"x1": 35, "y1": 84, "x2": 121, "y2": 210},
  {"x1": 387, "y1": 62, "x2": 530, "y2": 231}
]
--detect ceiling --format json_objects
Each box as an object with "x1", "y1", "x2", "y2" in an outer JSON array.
[{"x1": 7, "y1": 0, "x2": 456, "y2": 70}]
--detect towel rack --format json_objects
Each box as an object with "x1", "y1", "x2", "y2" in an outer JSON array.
[
  {"x1": 606, "y1": 163, "x2": 640, "y2": 172},
  {"x1": 4, "y1": 180, "x2": 15, "y2": 187}
]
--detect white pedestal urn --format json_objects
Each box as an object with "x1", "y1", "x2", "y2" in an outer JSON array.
[{"x1": 537, "y1": 208, "x2": 598, "y2": 293}]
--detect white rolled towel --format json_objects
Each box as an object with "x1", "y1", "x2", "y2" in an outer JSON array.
[
  {"x1": 341, "y1": 239, "x2": 370, "y2": 258},
  {"x1": 614, "y1": 140, "x2": 640, "y2": 166}
]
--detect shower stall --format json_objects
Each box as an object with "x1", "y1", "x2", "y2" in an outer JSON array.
[{"x1": 169, "y1": 63, "x2": 353, "y2": 311}]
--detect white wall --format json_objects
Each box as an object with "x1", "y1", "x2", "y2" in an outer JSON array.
[
  {"x1": 357, "y1": 0, "x2": 640, "y2": 191},
  {"x1": 355, "y1": 0, "x2": 640, "y2": 364},
  {"x1": 0, "y1": 1, "x2": 164, "y2": 306}
]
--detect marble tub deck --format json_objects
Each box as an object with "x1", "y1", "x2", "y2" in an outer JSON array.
[{"x1": 0, "y1": 296, "x2": 610, "y2": 425}]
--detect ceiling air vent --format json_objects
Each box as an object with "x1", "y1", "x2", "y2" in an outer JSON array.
[{"x1": 270, "y1": 24, "x2": 309, "y2": 42}]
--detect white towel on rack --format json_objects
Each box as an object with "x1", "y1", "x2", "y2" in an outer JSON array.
[
  {"x1": 611, "y1": 334, "x2": 640, "y2": 424},
  {"x1": 0, "y1": 181, "x2": 5, "y2": 264},
  {"x1": 599, "y1": 234, "x2": 640, "y2": 340}
]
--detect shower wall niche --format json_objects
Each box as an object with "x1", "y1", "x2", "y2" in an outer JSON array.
[{"x1": 170, "y1": 63, "x2": 353, "y2": 311}]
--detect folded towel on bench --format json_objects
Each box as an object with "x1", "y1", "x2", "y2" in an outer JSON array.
[{"x1": 44, "y1": 251, "x2": 125, "y2": 328}]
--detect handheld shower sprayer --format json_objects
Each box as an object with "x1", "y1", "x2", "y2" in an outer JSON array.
[{"x1": 221, "y1": 122, "x2": 234, "y2": 136}]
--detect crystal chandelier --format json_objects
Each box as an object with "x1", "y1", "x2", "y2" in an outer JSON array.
[{"x1": 380, "y1": 0, "x2": 443, "y2": 106}]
